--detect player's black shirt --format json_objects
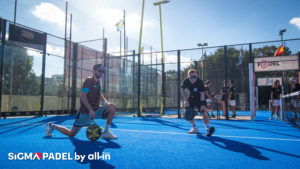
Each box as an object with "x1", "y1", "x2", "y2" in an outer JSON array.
[
  {"x1": 181, "y1": 78, "x2": 205, "y2": 106},
  {"x1": 221, "y1": 86, "x2": 228, "y2": 95},
  {"x1": 229, "y1": 86, "x2": 236, "y2": 100},
  {"x1": 221, "y1": 86, "x2": 229, "y2": 101},
  {"x1": 292, "y1": 83, "x2": 300, "y2": 92},
  {"x1": 292, "y1": 83, "x2": 300, "y2": 99},
  {"x1": 271, "y1": 86, "x2": 282, "y2": 100},
  {"x1": 205, "y1": 87, "x2": 211, "y2": 100}
]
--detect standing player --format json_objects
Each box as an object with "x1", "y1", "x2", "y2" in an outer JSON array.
[
  {"x1": 181, "y1": 69, "x2": 215, "y2": 136},
  {"x1": 228, "y1": 80, "x2": 236, "y2": 118},
  {"x1": 290, "y1": 77, "x2": 300, "y2": 121},
  {"x1": 204, "y1": 80, "x2": 216, "y2": 118},
  {"x1": 270, "y1": 80, "x2": 281, "y2": 120},
  {"x1": 46, "y1": 64, "x2": 118, "y2": 140},
  {"x1": 220, "y1": 80, "x2": 228, "y2": 117}
]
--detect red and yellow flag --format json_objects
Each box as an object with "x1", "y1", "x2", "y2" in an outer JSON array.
[
  {"x1": 274, "y1": 45, "x2": 284, "y2": 56},
  {"x1": 199, "y1": 60, "x2": 203, "y2": 68}
]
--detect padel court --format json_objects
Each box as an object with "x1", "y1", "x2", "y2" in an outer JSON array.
[{"x1": 0, "y1": 111, "x2": 299, "y2": 169}]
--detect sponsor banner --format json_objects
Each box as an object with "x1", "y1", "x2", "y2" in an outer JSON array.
[
  {"x1": 257, "y1": 77, "x2": 282, "y2": 86},
  {"x1": 254, "y1": 55, "x2": 299, "y2": 72},
  {"x1": 8, "y1": 24, "x2": 45, "y2": 50}
]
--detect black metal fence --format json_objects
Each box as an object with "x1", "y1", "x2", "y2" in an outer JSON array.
[
  {"x1": 0, "y1": 18, "x2": 106, "y2": 118},
  {"x1": 1, "y1": 18, "x2": 300, "y2": 119}
]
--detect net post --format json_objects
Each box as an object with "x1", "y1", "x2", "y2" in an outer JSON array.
[
  {"x1": 280, "y1": 94, "x2": 284, "y2": 122},
  {"x1": 280, "y1": 85, "x2": 284, "y2": 122}
]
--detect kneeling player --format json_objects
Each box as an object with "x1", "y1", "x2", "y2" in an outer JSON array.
[{"x1": 45, "y1": 64, "x2": 117, "y2": 140}]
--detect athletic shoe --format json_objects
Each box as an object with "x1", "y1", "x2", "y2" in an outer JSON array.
[
  {"x1": 231, "y1": 115, "x2": 236, "y2": 118},
  {"x1": 101, "y1": 131, "x2": 118, "y2": 140},
  {"x1": 188, "y1": 127, "x2": 199, "y2": 134},
  {"x1": 269, "y1": 117, "x2": 273, "y2": 120},
  {"x1": 211, "y1": 115, "x2": 215, "y2": 118},
  {"x1": 45, "y1": 122, "x2": 55, "y2": 137},
  {"x1": 275, "y1": 116, "x2": 279, "y2": 120},
  {"x1": 206, "y1": 127, "x2": 215, "y2": 137}
]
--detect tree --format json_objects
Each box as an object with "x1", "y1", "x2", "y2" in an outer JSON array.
[{"x1": 3, "y1": 46, "x2": 40, "y2": 95}]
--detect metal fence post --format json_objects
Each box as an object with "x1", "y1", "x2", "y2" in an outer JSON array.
[
  {"x1": 224, "y1": 46, "x2": 229, "y2": 120},
  {"x1": 0, "y1": 19, "x2": 6, "y2": 119},
  {"x1": 137, "y1": 53, "x2": 141, "y2": 116},
  {"x1": 103, "y1": 38, "x2": 107, "y2": 95},
  {"x1": 132, "y1": 50, "x2": 135, "y2": 112},
  {"x1": 177, "y1": 50, "x2": 181, "y2": 118},
  {"x1": 71, "y1": 43, "x2": 78, "y2": 114},
  {"x1": 40, "y1": 33, "x2": 47, "y2": 117}
]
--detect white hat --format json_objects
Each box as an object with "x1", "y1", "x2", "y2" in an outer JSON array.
[{"x1": 290, "y1": 77, "x2": 297, "y2": 83}]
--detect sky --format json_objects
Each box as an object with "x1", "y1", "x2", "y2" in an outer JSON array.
[{"x1": 1, "y1": 0, "x2": 300, "y2": 76}]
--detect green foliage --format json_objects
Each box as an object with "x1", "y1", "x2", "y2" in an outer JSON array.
[{"x1": 3, "y1": 46, "x2": 40, "y2": 95}]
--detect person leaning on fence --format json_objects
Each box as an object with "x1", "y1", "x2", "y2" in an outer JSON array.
[
  {"x1": 228, "y1": 80, "x2": 236, "y2": 118},
  {"x1": 270, "y1": 80, "x2": 281, "y2": 120},
  {"x1": 45, "y1": 64, "x2": 118, "y2": 140},
  {"x1": 289, "y1": 77, "x2": 300, "y2": 121},
  {"x1": 180, "y1": 69, "x2": 215, "y2": 136},
  {"x1": 204, "y1": 80, "x2": 216, "y2": 118}
]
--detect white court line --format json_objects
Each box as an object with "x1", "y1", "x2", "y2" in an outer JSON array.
[{"x1": 2, "y1": 122, "x2": 300, "y2": 142}]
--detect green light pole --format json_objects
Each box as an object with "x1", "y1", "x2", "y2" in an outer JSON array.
[
  {"x1": 154, "y1": 0, "x2": 169, "y2": 115},
  {"x1": 197, "y1": 43, "x2": 208, "y2": 80}
]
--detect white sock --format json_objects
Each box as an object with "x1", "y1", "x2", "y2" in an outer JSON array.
[
  {"x1": 204, "y1": 123, "x2": 209, "y2": 130},
  {"x1": 104, "y1": 124, "x2": 110, "y2": 133},
  {"x1": 50, "y1": 123, "x2": 56, "y2": 130}
]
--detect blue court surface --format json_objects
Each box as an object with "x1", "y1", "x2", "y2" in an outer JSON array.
[{"x1": 0, "y1": 111, "x2": 299, "y2": 169}]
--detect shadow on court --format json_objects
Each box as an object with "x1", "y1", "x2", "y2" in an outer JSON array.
[
  {"x1": 0, "y1": 117, "x2": 38, "y2": 127},
  {"x1": 212, "y1": 121, "x2": 300, "y2": 139},
  {"x1": 140, "y1": 117, "x2": 189, "y2": 132},
  {"x1": 70, "y1": 138, "x2": 121, "y2": 169},
  {"x1": 0, "y1": 115, "x2": 75, "y2": 135},
  {"x1": 197, "y1": 134, "x2": 270, "y2": 160}
]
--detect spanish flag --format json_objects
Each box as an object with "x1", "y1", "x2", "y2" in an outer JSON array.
[
  {"x1": 199, "y1": 50, "x2": 207, "y2": 68},
  {"x1": 199, "y1": 60, "x2": 203, "y2": 68},
  {"x1": 274, "y1": 45, "x2": 284, "y2": 56}
]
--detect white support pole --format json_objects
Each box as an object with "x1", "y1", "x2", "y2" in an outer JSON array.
[
  {"x1": 280, "y1": 85, "x2": 284, "y2": 122},
  {"x1": 249, "y1": 63, "x2": 255, "y2": 120}
]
